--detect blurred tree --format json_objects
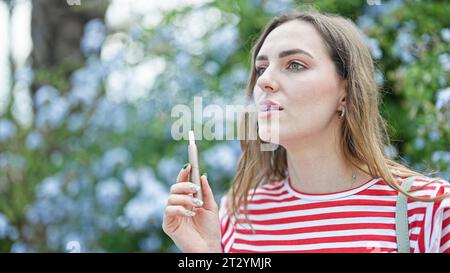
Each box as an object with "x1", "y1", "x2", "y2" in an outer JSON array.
[{"x1": 31, "y1": 0, "x2": 108, "y2": 95}]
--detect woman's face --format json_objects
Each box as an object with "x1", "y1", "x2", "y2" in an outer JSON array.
[{"x1": 253, "y1": 20, "x2": 346, "y2": 146}]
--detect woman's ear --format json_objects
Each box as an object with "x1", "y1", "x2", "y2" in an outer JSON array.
[
  {"x1": 338, "y1": 96, "x2": 346, "y2": 112},
  {"x1": 339, "y1": 79, "x2": 348, "y2": 104}
]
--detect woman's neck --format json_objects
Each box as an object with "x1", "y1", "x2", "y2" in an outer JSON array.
[{"x1": 283, "y1": 130, "x2": 372, "y2": 194}]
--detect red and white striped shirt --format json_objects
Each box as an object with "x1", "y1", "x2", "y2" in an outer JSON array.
[{"x1": 219, "y1": 176, "x2": 450, "y2": 253}]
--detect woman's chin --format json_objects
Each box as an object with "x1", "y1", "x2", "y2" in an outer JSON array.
[
  {"x1": 258, "y1": 126, "x2": 301, "y2": 147},
  {"x1": 258, "y1": 127, "x2": 281, "y2": 144}
]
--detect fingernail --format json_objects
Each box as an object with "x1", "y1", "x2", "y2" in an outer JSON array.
[
  {"x1": 190, "y1": 183, "x2": 200, "y2": 193},
  {"x1": 182, "y1": 163, "x2": 189, "y2": 170},
  {"x1": 192, "y1": 198, "x2": 203, "y2": 207},
  {"x1": 202, "y1": 173, "x2": 207, "y2": 179},
  {"x1": 185, "y1": 210, "x2": 196, "y2": 217}
]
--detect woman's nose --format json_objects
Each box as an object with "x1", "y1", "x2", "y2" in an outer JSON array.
[{"x1": 257, "y1": 70, "x2": 279, "y2": 93}]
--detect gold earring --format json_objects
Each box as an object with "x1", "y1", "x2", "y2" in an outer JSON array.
[{"x1": 339, "y1": 107, "x2": 345, "y2": 119}]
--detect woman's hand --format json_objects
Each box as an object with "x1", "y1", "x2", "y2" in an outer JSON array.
[{"x1": 162, "y1": 164, "x2": 222, "y2": 253}]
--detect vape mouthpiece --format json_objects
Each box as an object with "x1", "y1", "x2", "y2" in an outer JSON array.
[{"x1": 189, "y1": 130, "x2": 195, "y2": 146}]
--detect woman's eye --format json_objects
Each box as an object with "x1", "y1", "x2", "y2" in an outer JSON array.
[
  {"x1": 256, "y1": 67, "x2": 266, "y2": 77},
  {"x1": 287, "y1": 61, "x2": 305, "y2": 71}
]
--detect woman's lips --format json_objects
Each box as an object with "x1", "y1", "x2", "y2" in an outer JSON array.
[
  {"x1": 258, "y1": 99, "x2": 284, "y2": 119},
  {"x1": 258, "y1": 105, "x2": 283, "y2": 118},
  {"x1": 259, "y1": 105, "x2": 282, "y2": 111}
]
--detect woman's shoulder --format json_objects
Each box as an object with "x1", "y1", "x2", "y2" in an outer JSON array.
[
  {"x1": 398, "y1": 175, "x2": 450, "y2": 199},
  {"x1": 398, "y1": 175, "x2": 449, "y2": 187},
  {"x1": 399, "y1": 175, "x2": 450, "y2": 252}
]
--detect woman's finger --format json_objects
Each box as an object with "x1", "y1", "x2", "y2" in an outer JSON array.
[
  {"x1": 167, "y1": 194, "x2": 203, "y2": 208},
  {"x1": 170, "y1": 182, "x2": 201, "y2": 195},
  {"x1": 165, "y1": 205, "x2": 196, "y2": 217},
  {"x1": 176, "y1": 163, "x2": 191, "y2": 183}
]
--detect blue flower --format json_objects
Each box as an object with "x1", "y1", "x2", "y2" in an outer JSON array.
[
  {"x1": 37, "y1": 175, "x2": 62, "y2": 199},
  {"x1": 123, "y1": 196, "x2": 158, "y2": 231},
  {"x1": 10, "y1": 242, "x2": 32, "y2": 253},
  {"x1": 248, "y1": 0, "x2": 262, "y2": 8},
  {"x1": 67, "y1": 113, "x2": 85, "y2": 132},
  {"x1": 263, "y1": 0, "x2": 293, "y2": 15},
  {"x1": 69, "y1": 58, "x2": 105, "y2": 107},
  {"x1": 393, "y1": 24, "x2": 416, "y2": 63},
  {"x1": 27, "y1": 198, "x2": 66, "y2": 226},
  {"x1": 0, "y1": 119, "x2": 17, "y2": 142},
  {"x1": 219, "y1": 66, "x2": 248, "y2": 98},
  {"x1": 34, "y1": 85, "x2": 59, "y2": 108},
  {"x1": 15, "y1": 65, "x2": 33, "y2": 85},
  {"x1": 35, "y1": 96, "x2": 70, "y2": 129},
  {"x1": 414, "y1": 137, "x2": 425, "y2": 150},
  {"x1": 123, "y1": 169, "x2": 168, "y2": 231},
  {"x1": 208, "y1": 25, "x2": 239, "y2": 63},
  {"x1": 356, "y1": 15, "x2": 375, "y2": 31},
  {"x1": 157, "y1": 157, "x2": 183, "y2": 185},
  {"x1": 365, "y1": 37, "x2": 382, "y2": 60},
  {"x1": 375, "y1": 69, "x2": 384, "y2": 86},
  {"x1": 436, "y1": 87, "x2": 450, "y2": 110},
  {"x1": 93, "y1": 147, "x2": 131, "y2": 178},
  {"x1": 438, "y1": 53, "x2": 450, "y2": 72},
  {"x1": 432, "y1": 151, "x2": 450, "y2": 164},
  {"x1": 139, "y1": 235, "x2": 162, "y2": 252},
  {"x1": 0, "y1": 152, "x2": 26, "y2": 171},
  {"x1": 26, "y1": 130, "x2": 43, "y2": 150},
  {"x1": 90, "y1": 98, "x2": 128, "y2": 132},
  {"x1": 202, "y1": 141, "x2": 240, "y2": 180},
  {"x1": 125, "y1": 166, "x2": 166, "y2": 193},
  {"x1": 204, "y1": 61, "x2": 220, "y2": 76},
  {"x1": 441, "y1": 28, "x2": 450, "y2": 42},
  {"x1": 81, "y1": 19, "x2": 106, "y2": 56},
  {"x1": 95, "y1": 178, "x2": 124, "y2": 209},
  {"x1": 0, "y1": 213, "x2": 13, "y2": 239},
  {"x1": 122, "y1": 168, "x2": 140, "y2": 191}
]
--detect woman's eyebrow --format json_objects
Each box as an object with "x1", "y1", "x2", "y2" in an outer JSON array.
[
  {"x1": 256, "y1": 48, "x2": 314, "y2": 61},
  {"x1": 279, "y1": 48, "x2": 314, "y2": 59}
]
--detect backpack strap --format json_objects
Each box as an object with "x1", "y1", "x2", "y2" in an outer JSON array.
[{"x1": 395, "y1": 176, "x2": 420, "y2": 253}]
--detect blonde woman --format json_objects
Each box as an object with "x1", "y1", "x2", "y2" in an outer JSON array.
[{"x1": 162, "y1": 10, "x2": 450, "y2": 253}]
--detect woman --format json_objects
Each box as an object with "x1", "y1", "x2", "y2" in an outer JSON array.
[{"x1": 162, "y1": 10, "x2": 450, "y2": 253}]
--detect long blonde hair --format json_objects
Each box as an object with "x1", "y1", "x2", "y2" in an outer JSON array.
[{"x1": 228, "y1": 10, "x2": 449, "y2": 217}]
